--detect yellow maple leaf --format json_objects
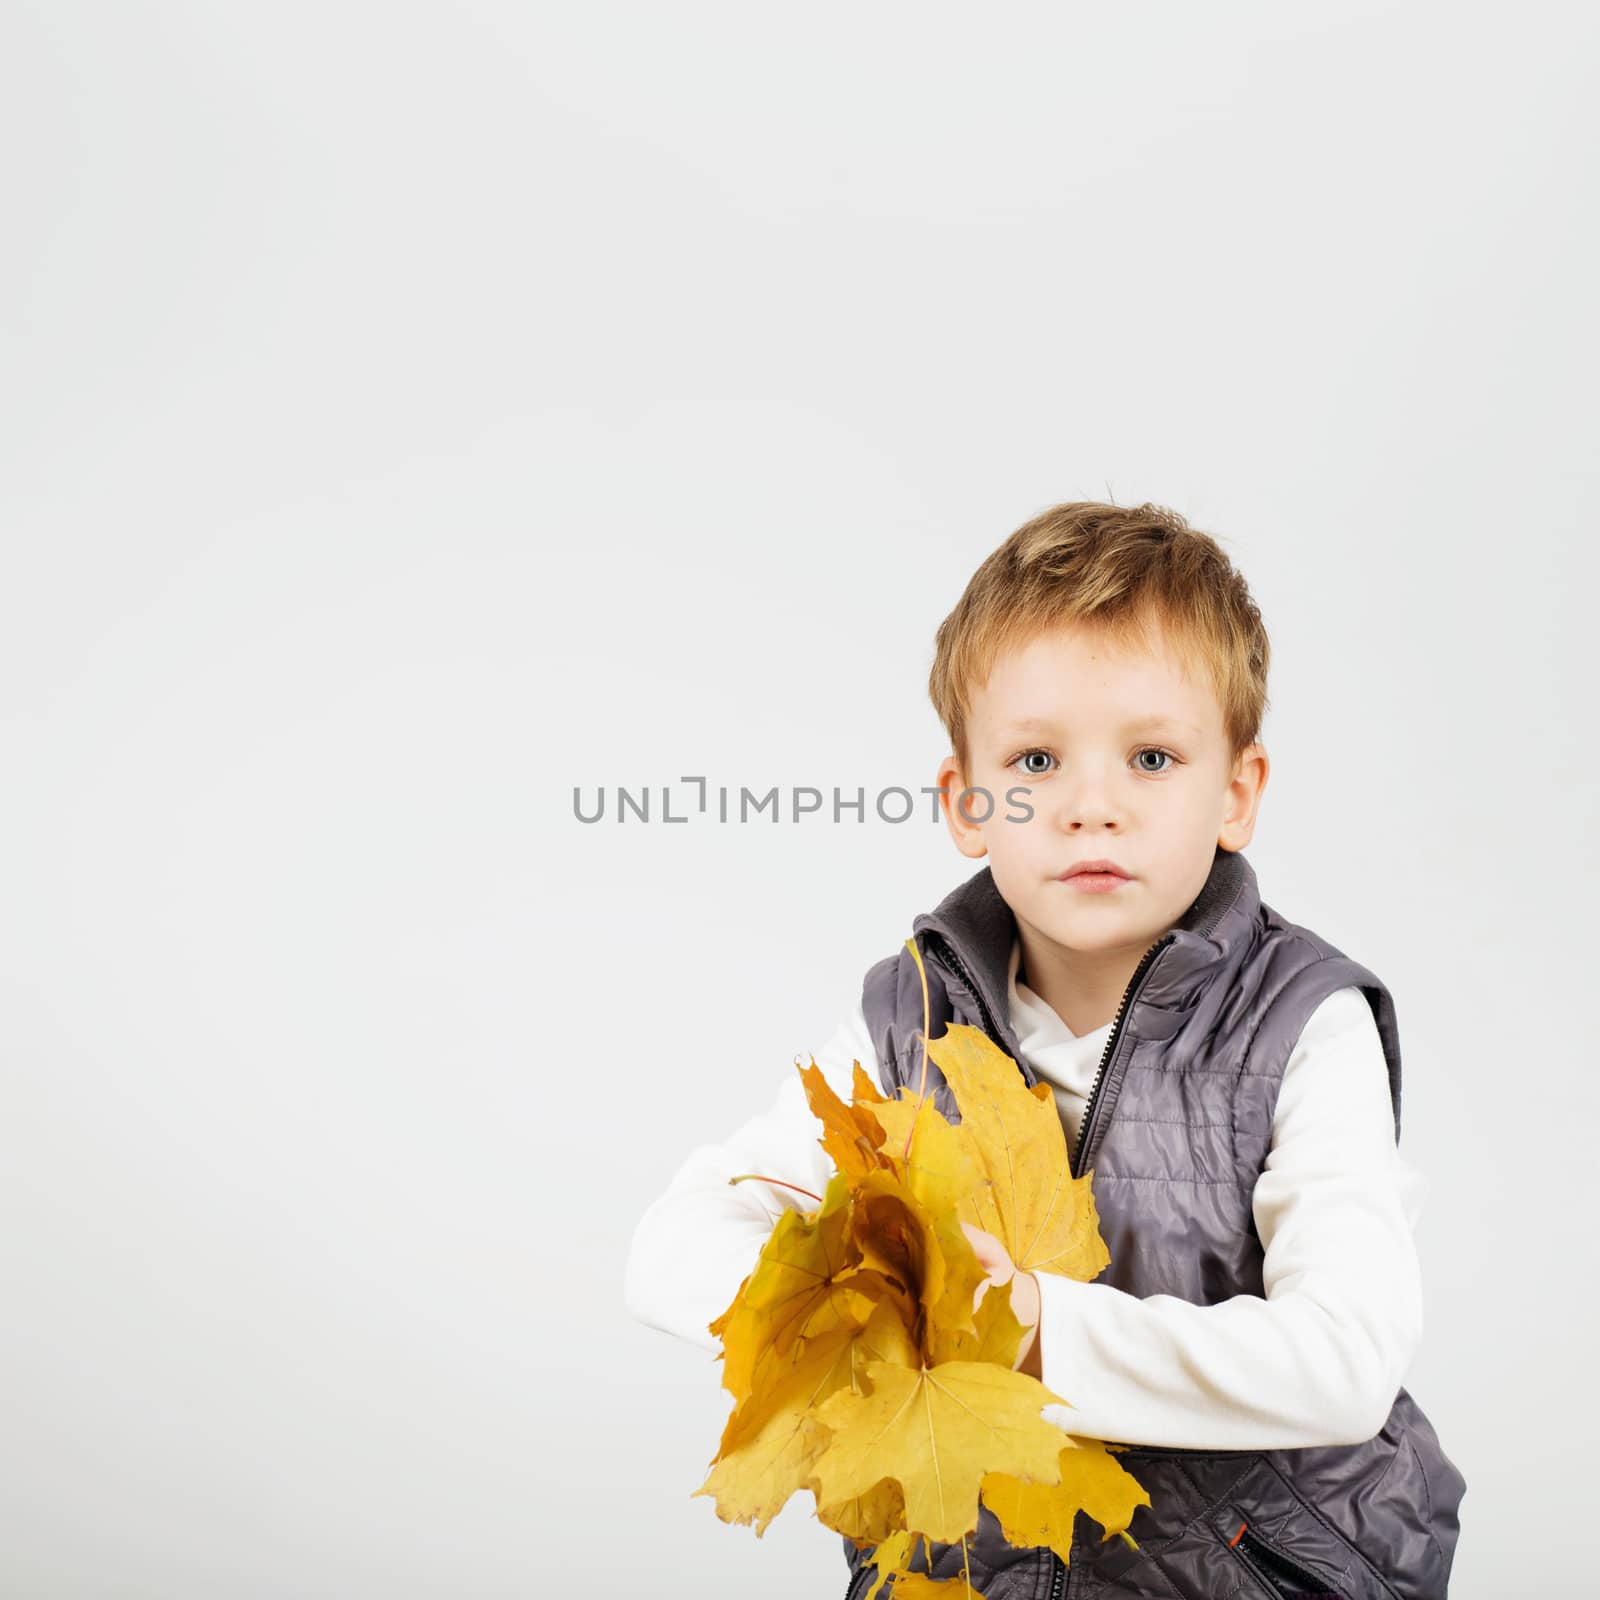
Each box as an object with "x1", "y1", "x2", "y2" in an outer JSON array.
[
  {"x1": 798, "y1": 1058, "x2": 894, "y2": 1180},
  {"x1": 925, "y1": 1024, "x2": 1112, "y2": 1284},
  {"x1": 850, "y1": 1530, "x2": 918, "y2": 1600},
  {"x1": 696, "y1": 1294, "x2": 918, "y2": 1535},
  {"x1": 867, "y1": 1085, "x2": 988, "y2": 1220},
  {"x1": 850, "y1": 1059, "x2": 891, "y2": 1106},
  {"x1": 930, "y1": 1270, "x2": 1028, "y2": 1370},
  {"x1": 815, "y1": 1474, "x2": 906, "y2": 1551},
  {"x1": 712, "y1": 1170, "x2": 866, "y2": 1406},
  {"x1": 892, "y1": 1573, "x2": 992, "y2": 1599},
  {"x1": 843, "y1": 1167, "x2": 990, "y2": 1355},
  {"x1": 807, "y1": 1358, "x2": 1072, "y2": 1545},
  {"x1": 981, "y1": 1437, "x2": 1152, "y2": 1563}
]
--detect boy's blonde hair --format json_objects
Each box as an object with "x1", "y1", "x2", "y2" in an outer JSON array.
[{"x1": 930, "y1": 500, "x2": 1272, "y2": 777}]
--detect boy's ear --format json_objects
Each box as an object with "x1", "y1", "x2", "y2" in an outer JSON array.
[
  {"x1": 1218, "y1": 741, "x2": 1270, "y2": 852},
  {"x1": 936, "y1": 753, "x2": 988, "y2": 860}
]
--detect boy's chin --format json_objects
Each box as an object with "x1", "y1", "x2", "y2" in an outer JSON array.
[
  {"x1": 1022, "y1": 907, "x2": 1149, "y2": 955},
  {"x1": 1040, "y1": 927, "x2": 1145, "y2": 959}
]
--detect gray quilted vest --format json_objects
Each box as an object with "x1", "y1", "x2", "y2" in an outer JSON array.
[{"x1": 843, "y1": 845, "x2": 1467, "y2": 1600}]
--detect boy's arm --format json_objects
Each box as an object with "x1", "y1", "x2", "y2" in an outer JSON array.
[
  {"x1": 622, "y1": 1002, "x2": 876, "y2": 1353},
  {"x1": 1028, "y1": 985, "x2": 1427, "y2": 1450}
]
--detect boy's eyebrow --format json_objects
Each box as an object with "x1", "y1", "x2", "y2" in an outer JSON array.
[{"x1": 999, "y1": 714, "x2": 1204, "y2": 737}]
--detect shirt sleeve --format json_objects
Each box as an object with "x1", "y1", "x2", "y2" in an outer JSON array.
[
  {"x1": 1030, "y1": 985, "x2": 1429, "y2": 1450},
  {"x1": 621, "y1": 1000, "x2": 876, "y2": 1353}
]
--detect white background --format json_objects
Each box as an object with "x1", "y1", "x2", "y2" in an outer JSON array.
[{"x1": 2, "y1": 2, "x2": 1594, "y2": 1595}]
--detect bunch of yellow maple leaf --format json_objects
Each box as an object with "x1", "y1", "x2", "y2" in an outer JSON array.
[{"x1": 693, "y1": 938, "x2": 1152, "y2": 1599}]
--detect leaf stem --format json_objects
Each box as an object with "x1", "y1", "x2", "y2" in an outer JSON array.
[
  {"x1": 901, "y1": 934, "x2": 933, "y2": 1163},
  {"x1": 727, "y1": 1173, "x2": 822, "y2": 1204}
]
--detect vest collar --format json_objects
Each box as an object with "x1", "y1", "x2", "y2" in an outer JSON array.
[{"x1": 911, "y1": 844, "x2": 1259, "y2": 1034}]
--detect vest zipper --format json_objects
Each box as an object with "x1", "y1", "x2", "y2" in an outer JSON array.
[
  {"x1": 1228, "y1": 1520, "x2": 1339, "y2": 1596},
  {"x1": 842, "y1": 1549, "x2": 1067, "y2": 1598},
  {"x1": 1068, "y1": 934, "x2": 1172, "y2": 1180},
  {"x1": 1072, "y1": 858, "x2": 1245, "y2": 1178}
]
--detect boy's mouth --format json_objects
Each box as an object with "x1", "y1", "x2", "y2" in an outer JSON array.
[
  {"x1": 1058, "y1": 860, "x2": 1132, "y2": 893},
  {"x1": 1059, "y1": 859, "x2": 1130, "y2": 880}
]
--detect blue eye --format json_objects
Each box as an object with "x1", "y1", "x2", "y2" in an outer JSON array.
[
  {"x1": 1008, "y1": 746, "x2": 1180, "y2": 777},
  {"x1": 1134, "y1": 747, "x2": 1178, "y2": 775}
]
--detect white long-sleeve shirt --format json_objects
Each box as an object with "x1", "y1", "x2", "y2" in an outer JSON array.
[{"x1": 623, "y1": 936, "x2": 1429, "y2": 1452}]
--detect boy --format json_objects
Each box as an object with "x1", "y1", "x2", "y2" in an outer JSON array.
[{"x1": 625, "y1": 502, "x2": 1467, "y2": 1599}]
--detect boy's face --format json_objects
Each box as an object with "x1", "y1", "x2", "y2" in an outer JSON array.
[{"x1": 936, "y1": 619, "x2": 1268, "y2": 971}]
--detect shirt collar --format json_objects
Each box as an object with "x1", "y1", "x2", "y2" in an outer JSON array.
[{"x1": 1006, "y1": 935, "x2": 1116, "y2": 1051}]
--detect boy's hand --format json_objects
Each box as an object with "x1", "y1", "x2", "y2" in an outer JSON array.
[{"x1": 960, "y1": 1222, "x2": 1042, "y2": 1377}]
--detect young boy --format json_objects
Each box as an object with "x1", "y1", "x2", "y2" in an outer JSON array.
[{"x1": 624, "y1": 502, "x2": 1467, "y2": 1600}]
